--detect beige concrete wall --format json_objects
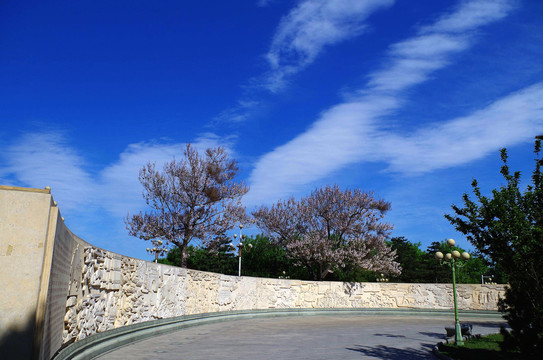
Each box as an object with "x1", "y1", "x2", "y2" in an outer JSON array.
[
  {"x1": 0, "y1": 186, "x2": 508, "y2": 359},
  {"x1": 38, "y1": 207, "x2": 81, "y2": 360},
  {"x1": 0, "y1": 186, "x2": 54, "y2": 359}
]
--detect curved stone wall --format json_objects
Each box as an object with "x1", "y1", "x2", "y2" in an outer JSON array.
[
  {"x1": 64, "y1": 246, "x2": 505, "y2": 344},
  {"x1": 0, "y1": 186, "x2": 506, "y2": 360}
]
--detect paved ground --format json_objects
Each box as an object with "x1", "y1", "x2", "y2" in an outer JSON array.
[{"x1": 95, "y1": 314, "x2": 506, "y2": 360}]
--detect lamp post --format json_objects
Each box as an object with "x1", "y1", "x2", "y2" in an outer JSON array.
[
  {"x1": 146, "y1": 239, "x2": 167, "y2": 263},
  {"x1": 435, "y1": 238, "x2": 470, "y2": 346},
  {"x1": 481, "y1": 275, "x2": 494, "y2": 284},
  {"x1": 230, "y1": 224, "x2": 252, "y2": 276}
]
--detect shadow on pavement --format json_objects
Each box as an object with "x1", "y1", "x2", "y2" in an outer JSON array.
[
  {"x1": 346, "y1": 343, "x2": 435, "y2": 359},
  {"x1": 419, "y1": 331, "x2": 446, "y2": 339},
  {"x1": 374, "y1": 333, "x2": 407, "y2": 338}
]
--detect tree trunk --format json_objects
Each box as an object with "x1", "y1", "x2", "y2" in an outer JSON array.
[
  {"x1": 320, "y1": 264, "x2": 333, "y2": 280},
  {"x1": 180, "y1": 243, "x2": 188, "y2": 268},
  {"x1": 307, "y1": 265, "x2": 317, "y2": 281}
]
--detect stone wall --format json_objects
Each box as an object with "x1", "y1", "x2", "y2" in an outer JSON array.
[
  {"x1": 62, "y1": 244, "x2": 505, "y2": 344},
  {"x1": 0, "y1": 186, "x2": 507, "y2": 360}
]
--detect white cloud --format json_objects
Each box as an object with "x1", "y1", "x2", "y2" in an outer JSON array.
[
  {"x1": 98, "y1": 141, "x2": 183, "y2": 217},
  {"x1": 367, "y1": 32, "x2": 473, "y2": 94},
  {"x1": 216, "y1": 0, "x2": 393, "y2": 125},
  {"x1": 365, "y1": 0, "x2": 513, "y2": 95},
  {"x1": 1, "y1": 131, "x2": 95, "y2": 211},
  {"x1": 99, "y1": 133, "x2": 234, "y2": 218},
  {"x1": 381, "y1": 82, "x2": 543, "y2": 174},
  {"x1": 391, "y1": 34, "x2": 468, "y2": 59},
  {"x1": 213, "y1": 100, "x2": 259, "y2": 124},
  {"x1": 1, "y1": 131, "x2": 234, "y2": 218},
  {"x1": 244, "y1": 96, "x2": 397, "y2": 205},
  {"x1": 262, "y1": 0, "x2": 395, "y2": 92},
  {"x1": 424, "y1": 0, "x2": 513, "y2": 33},
  {"x1": 246, "y1": 0, "x2": 518, "y2": 205}
]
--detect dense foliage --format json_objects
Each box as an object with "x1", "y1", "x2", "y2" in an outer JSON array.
[
  {"x1": 389, "y1": 237, "x2": 490, "y2": 284},
  {"x1": 159, "y1": 234, "x2": 490, "y2": 283},
  {"x1": 253, "y1": 185, "x2": 400, "y2": 280},
  {"x1": 127, "y1": 144, "x2": 249, "y2": 267},
  {"x1": 240, "y1": 235, "x2": 292, "y2": 278},
  {"x1": 445, "y1": 142, "x2": 543, "y2": 357},
  {"x1": 159, "y1": 234, "x2": 288, "y2": 277}
]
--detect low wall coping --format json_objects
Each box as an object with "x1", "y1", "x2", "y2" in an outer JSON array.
[{"x1": 0, "y1": 185, "x2": 51, "y2": 194}]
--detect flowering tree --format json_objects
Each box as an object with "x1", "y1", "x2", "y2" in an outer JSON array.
[
  {"x1": 126, "y1": 144, "x2": 249, "y2": 267},
  {"x1": 253, "y1": 185, "x2": 400, "y2": 280}
]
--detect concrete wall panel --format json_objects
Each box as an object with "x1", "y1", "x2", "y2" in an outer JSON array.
[{"x1": 0, "y1": 186, "x2": 53, "y2": 359}]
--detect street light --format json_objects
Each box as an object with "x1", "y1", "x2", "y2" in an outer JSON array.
[
  {"x1": 229, "y1": 224, "x2": 253, "y2": 276},
  {"x1": 146, "y1": 239, "x2": 167, "y2": 263},
  {"x1": 481, "y1": 275, "x2": 495, "y2": 284},
  {"x1": 435, "y1": 238, "x2": 470, "y2": 346}
]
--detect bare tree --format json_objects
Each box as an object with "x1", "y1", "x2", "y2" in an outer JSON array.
[
  {"x1": 126, "y1": 144, "x2": 249, "y2": 267},
  {"x1": 253, "y1": 184, "x2": 400, "y2": 280}
]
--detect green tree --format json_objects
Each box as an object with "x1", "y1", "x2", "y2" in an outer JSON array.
[
  {"x1": 424, "y1": 241, "x2": 453, "y2": 283},
  {"x1": 445, "y1": 141, "x2": 543, "y2": 357},
  {"x1": 388, "y1": 237, "x2": 429, "y2": 283},
  {"x1": 157, "y1": 246, "x2": 180, "y2": 266},
  {"x1": 159, "y1": 235, "x2": 237, "y2": 275},
  {"x1": 240, "y1": 234, "x2": 291, "y2": 278}
]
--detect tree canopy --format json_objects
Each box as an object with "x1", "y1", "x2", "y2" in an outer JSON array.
[
  {"x1": 126, "y1": 144, "x2": 249, "y2": 267},
  {"x1": 253, "y1": 184, "x2": 400, "y2": 280},
  {"x1": 388, "y1": 237, "x2": 489, "y2": 284},
  {"x1": 446, "y1": 141, "x2": 543, "y2": 357}
]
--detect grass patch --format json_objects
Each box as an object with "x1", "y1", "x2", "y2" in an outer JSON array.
[{"x1": 439, "y1": 333, "x2": 522, "y2": 360}]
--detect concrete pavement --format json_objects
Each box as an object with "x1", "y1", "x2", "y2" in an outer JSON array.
[{"x1": 94, "y1": 314, "x2": 506, "y2": 359}]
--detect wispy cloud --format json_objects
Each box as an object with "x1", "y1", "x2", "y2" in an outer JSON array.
[
  {"x1": 246, "y1": 0, "x2": 523, "y2": 205},
  {"x1": 1, "y1": 131, "x2": 233, "y2": 218},
  {"x1": 99, "y1": 133, "x2": 234, "y2": 218},
  {"x1": 423, "y1": 0, "x2": 513, "y2": 33},
  {"x1": 218, "y1": 0, "x2": 395, "y2": 123},
  {"x1": 262, "y1": 0, "x2": 395, "y2": 92},
  {"x1": 245, "y1": 97, "x2": 396, "y2": 204},
  {"x1": 366, "y1": 34, "x2": 469, "y2": 93},
  {"x1": 213, "y1": 100, "x2": 259, "y2": 124},
  {"x1": 2, "y1": 131, "x2": 96, "y2": 211},
  {"x1": 99, "y1": 141, "x2": 182, "y2": 217},
  {"x1": 365, "y1": 0, "x2": 512, "y2": 95},
  {"x1": 256, "y1": 0, "x2": 276, "y2": 8},
  {"x1": 380, "y1": 82, "x2": 543, "y2": 174}
]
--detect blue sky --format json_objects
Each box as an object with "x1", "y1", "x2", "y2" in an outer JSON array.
[{"x1": 2, "y1": 0, "x2": 543, "y2": 262}]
